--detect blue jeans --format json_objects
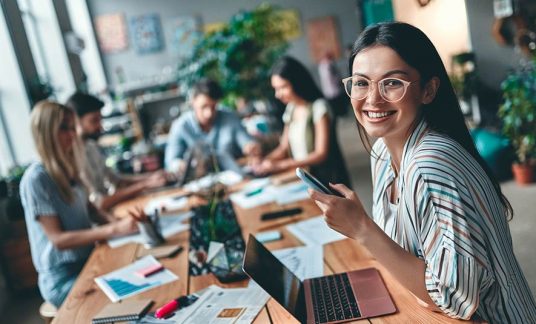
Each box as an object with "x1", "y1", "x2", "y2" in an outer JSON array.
[{"x1": 38, "y1": 262, "x2": 84, "y2": 307}]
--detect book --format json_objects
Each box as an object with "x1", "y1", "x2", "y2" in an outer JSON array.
[{"x1": 92, "y1": 298, "x2": 153, "y2": 324}]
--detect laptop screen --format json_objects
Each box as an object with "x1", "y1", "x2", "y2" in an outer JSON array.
[{"x1": 242, "y1": 234, "x2": 306, "y2": 322}]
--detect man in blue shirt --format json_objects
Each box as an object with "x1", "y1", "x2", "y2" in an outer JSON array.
[{"x1": 164, "y1": 79, "x2": 260, "y2": 172}]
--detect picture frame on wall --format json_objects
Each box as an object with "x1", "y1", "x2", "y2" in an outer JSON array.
[
  {"x1": 94, "y1": 13, "x2": 128, "y2": 54},
  {"x1": 306, "y1": 16, "x2": 341, "y2": 63},
  {"x1": 129, "y1": 13, "x2": 164, "y2": 54},
  {"x1": 167, "y1": 16, "x2": 202, "y2": 58}
]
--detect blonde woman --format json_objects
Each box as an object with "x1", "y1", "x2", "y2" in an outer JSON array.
[{"x1": 20, "y1": 101, "x2": 141, "y2": 307}]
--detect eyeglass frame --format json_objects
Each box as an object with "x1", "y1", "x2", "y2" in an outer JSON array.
[{"x1": 341, "y1": 75, "x2": 418, "y2": 103}]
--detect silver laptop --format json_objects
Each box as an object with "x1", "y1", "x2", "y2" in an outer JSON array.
[{"x1": 242, "y1": 234, "x2": 397, "y2": 323}]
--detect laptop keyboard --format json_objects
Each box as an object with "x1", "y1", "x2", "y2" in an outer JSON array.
[{"x1": 310, "y1": 273, "x2": 361, "y2": 323}]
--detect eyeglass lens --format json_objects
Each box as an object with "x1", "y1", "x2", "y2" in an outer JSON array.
[{"x1": 344, "y1": 77, "x2": 408, "y2": 102}]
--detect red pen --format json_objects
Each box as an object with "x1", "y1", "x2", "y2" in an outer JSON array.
[{"x1": 155, "y1": 294, "x2": 198, "y2": 319}]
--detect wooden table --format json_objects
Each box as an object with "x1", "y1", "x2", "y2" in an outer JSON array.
[{"x1": 53, "y1": 178, "x2": 477, "y2": 323}]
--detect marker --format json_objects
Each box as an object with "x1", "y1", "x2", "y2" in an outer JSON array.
[
  {"x1": 245, "y1": 187, "x2": 263, "y2": 197},
  {"x1": 135, "y1": 264, "x2": 164, "y2": 278},
  {"x1": 155, "y1": 294, "x2": 199, "y2": 319}
]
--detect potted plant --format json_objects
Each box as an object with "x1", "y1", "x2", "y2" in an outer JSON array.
[
  {"x1": 498, "y1": 59, "x2": 536, "y2": 184},
  {"x1": 176, "y1": 3, "x2": 289, "y2": 109}
]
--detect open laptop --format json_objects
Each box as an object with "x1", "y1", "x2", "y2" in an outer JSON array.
[{"x1": 242, "y1": 235, "x2": 396, "y2": 323}]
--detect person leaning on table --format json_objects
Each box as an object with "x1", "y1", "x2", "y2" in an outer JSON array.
[
  {"x1": 164, "y1": 78, "x2": 261, "y2": 173},
  {"x1": 252, "y1": 56, "x2": 351, "y2": 187},
  {"x1": 66, "y1": 92, "x2": 166, "y2": 211},
  {"x1": 309, "y1": 22, "x2": 536, "y2": 323},
  {"x1": 20, "y1": 101, "x2": 145, "y2": 307}
]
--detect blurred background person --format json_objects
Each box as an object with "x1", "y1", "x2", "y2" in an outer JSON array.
[
  {"x1": 318, "y1": 51, "x2": 349, "y2": 118},
  {"x1": 164, "y1": 78, "x2": 260, "y2": 174},
  {"x1": 66, "y1": 92, "x2": 166, "y2": 210},
  {"x1": 20, "y1": 101, "x2": 143, "y2": 307},
  {"x1": 253, "y1": 56, "x2": 350, "y2": 186}
]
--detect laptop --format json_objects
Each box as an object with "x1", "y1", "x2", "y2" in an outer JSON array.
[{"x1": 242, "y1": 235, "x2": 396, "y2": 323}]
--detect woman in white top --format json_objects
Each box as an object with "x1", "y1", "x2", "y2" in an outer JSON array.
[{"x1": 253, "y1": 56, "x2": 350, "y2": 186}]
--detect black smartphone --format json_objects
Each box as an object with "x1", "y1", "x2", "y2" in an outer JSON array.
[
  {"x1": 295, "y1": 168, "x2": 344, "y2": 197},
  {"x1": 260, "y1": 207, "x2": 303, "y2": 221}
]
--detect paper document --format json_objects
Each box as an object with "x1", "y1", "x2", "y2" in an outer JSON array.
[
  {"x1": 108, "y1": 211, "x2": 192, "y2": 248},
  {"x1": 143, "y1": 195, "x2": 188, "y2": 214},
  {"x1": 273, "y1": 245, "x2": 324, "y2": 280},
  {"x1": 287, "y1": 216, "x2": 346, "y2": 246},
  {"x1": 273, "y1": 181, "x2": 310, "y2": 205},
  {"x1": 162, "y1": 285, "x2": 269, "y2": 323},
  {"x1": 184, "y1": 170, "x2": 243, "y2": 192},
  {"x1": 229, "y1": 178, "x2": 275, "y2": 209},
  {"x1": 231, "y1": 179, "x2": 311, "y2": 209},
  {"x1": 95, "y1": 255, "x2": 178, "y2": 302}
]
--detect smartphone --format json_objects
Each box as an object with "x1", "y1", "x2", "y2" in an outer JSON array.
[{"x1": 295, "y1": 168, "x2": 344, "y2": 197}]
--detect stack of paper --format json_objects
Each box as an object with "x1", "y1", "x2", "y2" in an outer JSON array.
[{"x1": 166, "y1": 285, "x2": 269, "y2": 323}]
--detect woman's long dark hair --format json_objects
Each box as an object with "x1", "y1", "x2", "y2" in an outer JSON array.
[
  {"x1": 349, "y1": 22, "x2": 513, "y2": 219},
  {"x1": 271, "y1": 56, "x2": 323, "y2": 103}
]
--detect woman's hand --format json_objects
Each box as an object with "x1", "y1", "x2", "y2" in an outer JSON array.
[
  {"x1": 251, "y1": 159, "x2": 275, "y2": 175},
  {"x1": 111, "y1": 216, "x2": 138, "y2": 236},
  {"x1": 143, "y1": 171, "x2": 167, "y2": 189},
  {"x1": 252, "y1": 159, "x2": 292, "y2": 175},
  {"x1": 111, "y1": 207, "x2": 146, "y2": 236},
  {"x1": 309, "y1": 183, "x2": 370, "y2": 241}
]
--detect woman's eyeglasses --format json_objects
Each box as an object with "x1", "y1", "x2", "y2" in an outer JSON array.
[{"x1": 341, "y1": 76, "x2": 417, "y2": 103}]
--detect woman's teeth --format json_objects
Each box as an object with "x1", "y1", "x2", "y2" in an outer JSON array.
[{"x1": 366, "y1": 111, "x2": 394, "y2": 118}]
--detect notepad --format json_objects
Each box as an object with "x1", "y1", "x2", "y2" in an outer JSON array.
[{"x1": 92, "y1": 299, "x2": 153, "y2": 324}]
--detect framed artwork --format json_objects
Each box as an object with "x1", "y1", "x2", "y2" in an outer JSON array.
[
  {"x1": 167, "y1": 16, "x2": 202, "y2": 58},
  {"x1": 306, "y1": 16, "x2": 341, "y2": 63},
  {"x1": 129, "y1": 13, "x2": 164, "y2": 54},
  {"x1": 94, "y1": 13, "x2": 128, "y2": 54}
]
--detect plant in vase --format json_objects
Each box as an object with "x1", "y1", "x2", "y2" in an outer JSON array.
[
  {"x1": 187, "y1": 149, "x2": 245, "y2": 281},
  {"x1": 498, "y1": 58, "x2": 536, "y2": 184}
]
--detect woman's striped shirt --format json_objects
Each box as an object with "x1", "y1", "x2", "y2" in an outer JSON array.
[{"x1": 371, "y1": 121, "x2": 536, "y2": 323}]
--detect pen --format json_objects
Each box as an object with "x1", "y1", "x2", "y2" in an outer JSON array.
[{"x1": 155, "y1": 294, "x2": 198, "y2": 319}]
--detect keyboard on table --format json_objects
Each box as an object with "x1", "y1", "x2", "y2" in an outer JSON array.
[{"x1": 310, "y1": 273, "x2": 362, "y2": 324}]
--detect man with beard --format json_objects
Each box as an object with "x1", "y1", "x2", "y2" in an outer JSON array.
[
  {"x1": 164, "y1": 79, "x2": 261, "y2": 174},
  {"x1": 66, "y1": 92, "x2": 166, "y2": 210}
]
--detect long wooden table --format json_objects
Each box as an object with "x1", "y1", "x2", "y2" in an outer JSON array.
[{"x1": 53, "y1": 177, "x2": 479, "y2": 323}]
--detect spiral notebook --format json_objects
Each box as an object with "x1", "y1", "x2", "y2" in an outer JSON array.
[{"x1": 92, "y1": 299, "x2": 153, "y2": 324}]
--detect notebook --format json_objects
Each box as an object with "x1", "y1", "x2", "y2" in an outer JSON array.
[{"x1": 92, "y1": 299, "x2": 153, "y2": 324}]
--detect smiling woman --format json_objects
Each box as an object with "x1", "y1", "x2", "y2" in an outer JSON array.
[{"x1": 309, "y1": 22, "x2": 536, "y2": 322}]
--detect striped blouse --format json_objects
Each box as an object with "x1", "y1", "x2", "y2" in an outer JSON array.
[{"x1": 371, "y1": 121, "x2": 536, "y2": 323}]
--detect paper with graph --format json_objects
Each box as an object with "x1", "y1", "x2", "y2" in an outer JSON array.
[{"x1": 95, "y1": 255, "x2": 178, "y2": 302}]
